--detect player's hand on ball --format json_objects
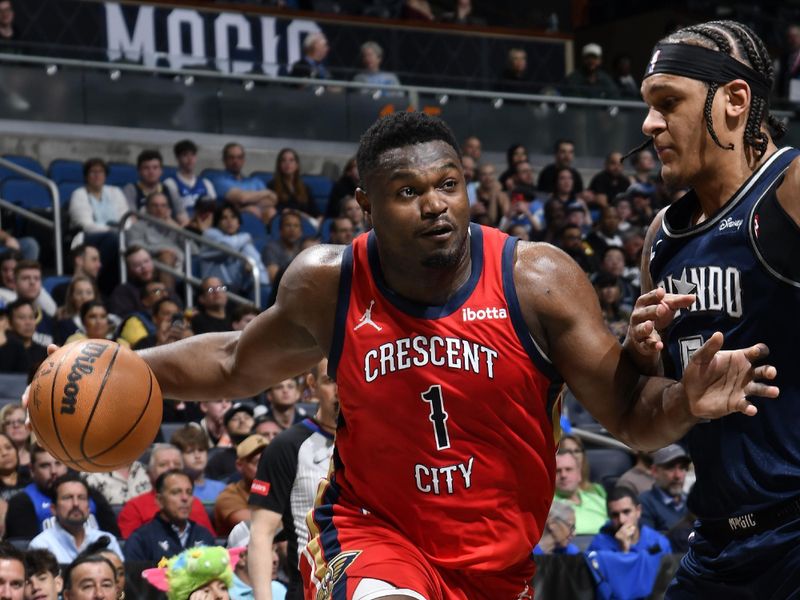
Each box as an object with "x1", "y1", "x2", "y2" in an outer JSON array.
[
  {"x1": 21, "y1": 344, "x2": 60, "y2": 427},
  {"x1": 682, "y1": 332, "x2": 779, "y2": 419},
  {"x1": 624, "y1": 288, "x2": 695, "y2": 373}
]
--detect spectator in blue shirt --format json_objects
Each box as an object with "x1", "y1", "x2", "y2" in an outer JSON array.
[
  {"x1": 587, "y1": 486, "x2": 671, "y2": 555},
  {"x1": 28, "y1": 474, "x2": 123, "y2": 565},
  {"x1": 586, "y1": 487, "x2": 671, "y2": 600},
  {"x1": 639, "y1": 444, "x2": 691, "y2": 532},
  {"x1": 353, "y1": 41, "x2": 402, "y2": 98},
  {"x1": 201, "y1": 202, "x2": 269, "y2": 297},
  {"x1": 214, "y1": 143, "x2": 277, "y2": 224}
]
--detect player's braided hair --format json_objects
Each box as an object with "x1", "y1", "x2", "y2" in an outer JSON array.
[
  {"x1": 661, "y1": 20, "x2": 786, "y2": 158},
  {"x1": 356, "y1": 112, "x2": 461, "y2": 187}
]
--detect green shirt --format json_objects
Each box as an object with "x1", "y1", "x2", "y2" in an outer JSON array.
[{"x1": 555, "y1": 484, "x2": 608, "y2": 535}]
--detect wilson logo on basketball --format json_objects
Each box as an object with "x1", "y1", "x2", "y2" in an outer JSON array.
[
  {"x1": 250, "y1": 480, "x2": 270, "y2": 496},
  {"x1": 61, "y1": 342, "x2": 108, "y2": 415}
]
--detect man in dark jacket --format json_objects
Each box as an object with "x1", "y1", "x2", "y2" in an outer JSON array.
[{"x1": 123, "y1": 470, "x2": 215, "y2": 562}]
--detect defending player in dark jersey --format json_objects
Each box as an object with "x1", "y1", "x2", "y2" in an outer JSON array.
[
  {"x1": 130, "y1": 111, "x2": 777, "y2": 600},
  {"x1": 626, "y1": 20, "x2": 800, "y2": 599}
]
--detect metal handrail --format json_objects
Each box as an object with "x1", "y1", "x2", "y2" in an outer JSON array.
[
  {"x1": 0, "y1": 51, "x2": 652, "y2": 110},
  {"x1": 118, "y1": 211, "x2": 263, "y2": 308},
  {"x1": 570, "y1": 427, "x2": 632, "y2": 452},
  {"x1": 0, "y1": 158, "x2": 62, "y2": 274}
]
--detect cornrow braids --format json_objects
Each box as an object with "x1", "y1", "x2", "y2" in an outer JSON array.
[
  {"x1": 663, "y1": 21, "x2": 786, "y2": 158},
  {"x1": 722, "y1": 21, "x2": 787, "y2": 153},
  {"x1": 680, "y1": 24, "x2": 736, "y2": 151}
]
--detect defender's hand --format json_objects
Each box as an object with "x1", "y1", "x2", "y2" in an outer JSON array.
[
  {"x1": 682, "y1": 332, "x2": 779, "y2": 419},
  {"x1": 624, "y1": 288, "x2": 695, "y2": 372}
]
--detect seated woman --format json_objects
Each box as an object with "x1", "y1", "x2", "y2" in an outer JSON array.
[
  {"x1": 267, "y1": 148, "x2": 320, "y2": 223},
  {"x1": 55, "y1": 275, "x2": 100, "y2": 343},
  {"x1": 66, "y1": 299, "x2": 129, "y2": 347},
  {"x1": 67, "y1": 158, "x2": 129, "y2": 292},
  {"x1": 202, "y1": 202, "x2": 269, "y2": 298},
  {"x1": 0, "y1": 431, "x2": 30, "y2": 500},
  {"x1": 0, "y1": 403, "x2": 31, "y2": 469}
]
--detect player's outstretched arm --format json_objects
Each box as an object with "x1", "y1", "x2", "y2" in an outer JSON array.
[
  {"x1": 139, "y1": 245, "x2": 343, "y2": 402},
  {"x1": 514, "y1": 242, "x2": 778, "y2": 451},
  {"x1": 249, "y1": 507, "x2": 283, "y2": 600}
]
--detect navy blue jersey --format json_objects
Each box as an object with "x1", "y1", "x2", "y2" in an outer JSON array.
[{"x1": 649, "y1": 147, "x2": 800, "y2": 519}]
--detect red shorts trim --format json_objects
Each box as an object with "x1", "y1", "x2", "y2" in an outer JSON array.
[{"x1": 302, "y1": 502, "x2": 536, "y2": 600}]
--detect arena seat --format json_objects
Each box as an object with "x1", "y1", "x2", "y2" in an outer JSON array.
[
  {"x1": 0, "y1": 178, "x2": 53, "y2": 210},
  {"x1": 199, "y1": 168, "x2": 228, "y2": 191},
  {"x1": 250, "y1": 171, "x2": 273, "y2": 186},
  {"x1": 303, "y1": 174, "x2": 333, "y2": 215},
  {"x1": 160, "y1": 422, "x2": 185, "y2": 443},
  {"x1": 587, "y1": 448, "x2": 635, "y2": 493},
  {"x1": 319, "y1": 218, "x2": 333, "y2": 243},
  {"x1": 58, "y1": 181, "x2": 82, "y2": 207},
  {"x1": 0, "y1": 373, "x2": 27, "y2": 404},
  {"x1": 239, "y1": 211, "x2": 269, "y2": 252},
  {"x1": 0, "y1": 154, "x2": 45, "y2": 181},
  {"x1": 572, "y1": 534, "x2": 595, "y2": 551},
  {"x1": 162, "y1": 165, "x2": 178, "y2": 180},
  {"x1": 48, "y1": 159, "x2": 84, "y2": 184},
  {"x1": 43, "y1": 274, "x2": 71, "y2": 294},
  {"x1": 106, "y1": 162, "x2": 138, "y2": 188}
]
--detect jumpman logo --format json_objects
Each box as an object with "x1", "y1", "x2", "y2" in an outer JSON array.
[{"x1": 354, "y1": 300, "x2": 382, "y2": 331}]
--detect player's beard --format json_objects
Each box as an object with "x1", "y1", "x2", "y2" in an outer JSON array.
[{"x1": 420, "y1": 229, "x2": 468, "y2": 269}]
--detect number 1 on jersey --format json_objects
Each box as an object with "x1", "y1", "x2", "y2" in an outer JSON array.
[{"x1": 421, "y1": 384, "x2": 451, "y2": 450}]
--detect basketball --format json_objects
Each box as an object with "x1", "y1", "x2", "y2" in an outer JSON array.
[{"x1": 28, "y1": 339, "x2": 163, "y2": 472}]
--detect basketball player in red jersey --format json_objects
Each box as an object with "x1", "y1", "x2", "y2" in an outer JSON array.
[{"x1": 129, "y1": 113, "x2": 776, "y2": 599}]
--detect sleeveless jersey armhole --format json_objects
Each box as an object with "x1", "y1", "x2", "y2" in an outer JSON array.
[
  {"x1": 327, "y1": 244, "x2": 354, "y2": 380},
  {"x1": 500, "y1": 236, "x2": 561, "y2": 383},
  {"x1": 750, "y1": 178, "x2": 800, "y2": 288}
]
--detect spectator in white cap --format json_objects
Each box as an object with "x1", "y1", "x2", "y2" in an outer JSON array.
[
  {"x1": 226, "y1": 521, "x2": 287, "y2": 600},
  {"x1": 562, "y1": 42, "x2": 619, "y2": 98},
  {"x1": 639, "y1": 444, "x2": 692, "y2": 532}
]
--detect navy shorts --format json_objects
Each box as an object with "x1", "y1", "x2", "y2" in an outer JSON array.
[{"x1": 666, "y1": 514, "x2": 800, "y2": 599}]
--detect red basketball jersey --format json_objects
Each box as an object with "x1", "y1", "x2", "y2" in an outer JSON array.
[{"x1": 327, "y1": 223, "x2": 562, "y2": 572}]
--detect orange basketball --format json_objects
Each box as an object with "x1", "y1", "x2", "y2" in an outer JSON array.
[{"x1": 29, "y1": 339, "x2": 163, "y2": 472}]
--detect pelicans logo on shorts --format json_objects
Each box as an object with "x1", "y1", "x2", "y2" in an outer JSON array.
[{"x1": 315, "y1": 550, "x2": 361, "y2": 600}]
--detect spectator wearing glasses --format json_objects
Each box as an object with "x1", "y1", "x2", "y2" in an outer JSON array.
[
  {"x1": 0, "y1": 404, "x2": 30, "y2": 469},
  {"x1": 533, "y1": 501, "x2": 580, "y2": 555},
  {"x1": 125, "y1": 191, "x2": 185, "y2": 285},
  {"x1": 191, "y1": 277, "x2": 232, "y2": 335}
]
